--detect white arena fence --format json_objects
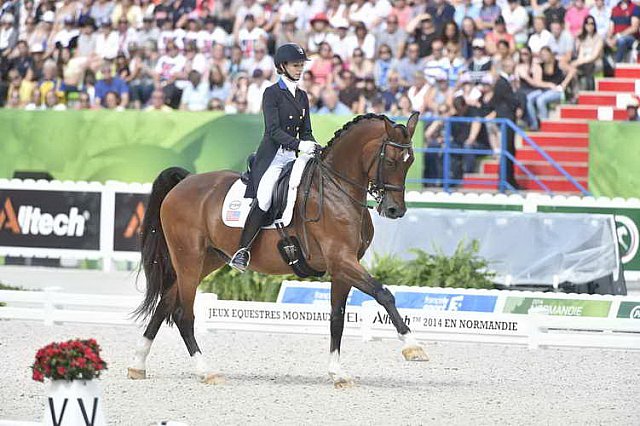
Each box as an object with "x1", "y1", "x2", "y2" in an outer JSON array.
[
  {"x1": 1, "y1": 179, "x2": 640, "y2": 280},
  {"x1": 1, "y1": 283, "x2": 639, "y2": 350}
]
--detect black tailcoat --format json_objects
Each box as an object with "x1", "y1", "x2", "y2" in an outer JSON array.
[{"x1": 244, "y1": 78, "x2": 316, "y2": 198}]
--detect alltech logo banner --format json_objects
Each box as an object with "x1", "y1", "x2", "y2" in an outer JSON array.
[
  {"x1": 0, "y1": 189, "x2": 100, "y2": 250},
  {"x1": 617, "y1": 302, "x2": 640, "y2": 319},
  {"x1": 113, "y1": 193, "x2": 148, "y2": 252}
]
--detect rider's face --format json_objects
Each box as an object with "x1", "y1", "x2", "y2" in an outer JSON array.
[{"x1": 284, "y1": 61, "x2": 305, "y2": 80}]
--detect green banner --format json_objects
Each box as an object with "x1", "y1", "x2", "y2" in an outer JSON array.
[
  {"x1": 503, "y1": 297, "x2": 611, "y2": 317},
  {"x1": 617, "y1": 301, "x2": 640, "y2": 319},
  {"x1": 589, "y1": 122, "x2": 640, "y2": 198},
  {"x1": 0, "y1": 110, "x2": 423, "y2": 189}
]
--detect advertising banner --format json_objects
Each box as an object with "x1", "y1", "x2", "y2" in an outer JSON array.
[
  {"x1": 503, "y1": 297, "x2": 611, "y2": 318},
  {"x1": 278, "y1": 283, "x2": 374, "y2": 306},
  {"x1": 0, "y1": 189, "x2": 100, "y2": 250},
  {"x1": 113, "y1": 193, "x2": 148, "y2": 252},
  {"x1": 616, "y1": 301, "x2": 640, "y2": 319},
  {"x1": 278, "y1": 282, "x2": 497, "y2": 313},
  {"x1": 395, "y1": 291, "x2": 497, "y2": 312},
  {"x1": 0, "y1": 111, "x2": 424, "y2": 190}
]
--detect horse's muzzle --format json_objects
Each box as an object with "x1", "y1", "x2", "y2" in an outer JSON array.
[{"x1": 382, "y1": 204, "x2": 406, "y2": 219}]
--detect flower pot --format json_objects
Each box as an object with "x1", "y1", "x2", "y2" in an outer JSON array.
[{"x1": 44, "y1": 380, "x2": 106, "y2": 426}]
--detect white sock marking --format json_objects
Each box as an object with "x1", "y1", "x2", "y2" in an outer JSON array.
[{"x1": 130, "y1": 337, "x2": 152, "y2": 371}]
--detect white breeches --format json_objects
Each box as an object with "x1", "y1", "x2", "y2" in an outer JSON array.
[{"x1": 256, "y1": 148, "x2": 296, "y2": 211}]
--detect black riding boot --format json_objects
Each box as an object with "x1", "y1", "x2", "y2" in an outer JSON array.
[{"x1": 229, "y1": 203, "x2": 267, "y2": 272}]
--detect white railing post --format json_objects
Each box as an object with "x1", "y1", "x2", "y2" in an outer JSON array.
[
  {"x1": 43, "y1": 286, "x2": 62, "y2": 326},
  {"x1": 527, "y1": 305, "x2": 550, "y2": 350},
  {"x1": 360, "y1": 300, "x2": 377, "y2": 342}
]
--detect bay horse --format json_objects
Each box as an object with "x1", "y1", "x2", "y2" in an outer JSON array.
[{"x1": 128, "y1": 112, "x2": 428, "y2": 387}]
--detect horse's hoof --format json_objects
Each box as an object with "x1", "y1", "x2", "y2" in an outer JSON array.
[
  {"x1": 330, "y1": 372, "x2": 354, "y2": 389},
  {"x1": 333, "y1": 378, "x2": 355, "y2": 389},
  {"x1": 127, "y1": 368, "x2": 146, "y2": 380},
  {"x1": 402, "y1": 345, "x2": 429, "y2": 362},
  {"x1": 201, "y1": 373, "x2": 226, "y2": 385}
]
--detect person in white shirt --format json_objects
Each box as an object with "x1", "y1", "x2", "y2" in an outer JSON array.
[
  {"x1": 199, "y1": 16, "x2": 229, "y2": 56},
  {"x1": 154, "y1": 40, "x2": 186, "y2": 84},
  {"x1": 528, "y1": 16, "x2": 552, "y2": 57},
  {"x1": 233, "y1": 0, "x2": 264, "y2": 34},
  {"x1": 53, "y1": 16, "x2": 80, "y2": 49},
  {"x1": 114, "y1": 17, "x2": 138, "y2": 57},
  {"x1": 94, "y1": 19, "x2": 119, "y2": 60},
  {"x1": 180, "y1": 70, "x2": 209, "y2": 111},
  {"x1": 246, "y1": 69, "x2": 271, "y2": 113},
  {"x1": 502, "y1": 0, "x2": 529, "y2": 46},
  {"x1": 326, "y1": 18, "x2": 351, "y2": 61},
  {"x1": 236, "y1": 14, "x2": 268, "y2": 59},
  {"x1": 158, "y1": 19, "x2": 178, "y2": 52},
  {"x1": 278, "y1": 0, "x2": 306, "y2": 29},
  {"x1": 345, "y1": 21, "x2": 376, "y2": 60},
  {"x1": 590, "y1": 0, "x2": 610, "y2": 39},
  {"x1": 183, "y1": 42, "x2": 207, "y2": 75},
  {"x1": 137, "y1": 15, "x2": 160, "y2": 48},
  {"x1": 242, "y1": 42, "x2": 275, "y2": 80},
  {"x1": 348, "y1": 0, "x2": 376, "y2": 29},
  {"x1": 0, "y1": 13, "x2": 18, "y2": 55}
]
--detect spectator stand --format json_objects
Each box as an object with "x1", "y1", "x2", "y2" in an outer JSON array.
[{"x1": 417, "y1": 115, "x2": 590, "y2": 195}]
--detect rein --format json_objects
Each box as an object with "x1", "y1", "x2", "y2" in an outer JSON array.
[{"x1": 298, "y1": 138, "x2": 411, "y2": 258}]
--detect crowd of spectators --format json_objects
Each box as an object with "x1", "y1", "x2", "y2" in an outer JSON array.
[
  {"x1": 0, "y1": 0, "x2": 638, "y2": 182},
  {"x1": 0, "y1": 0, "x2": 637, "y2": 116}
]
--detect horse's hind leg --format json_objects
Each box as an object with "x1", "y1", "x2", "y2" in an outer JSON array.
[
  {"x1": 128, "y1": 286, "x2": 178, "y2": 380},
  {"x1": 172, "y1": 246, "x2": 226, "y2": 384}
]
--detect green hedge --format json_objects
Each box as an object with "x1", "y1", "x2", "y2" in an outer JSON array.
[{"x1": 200, "y1": 240, "x2": 494, "y2": 302}]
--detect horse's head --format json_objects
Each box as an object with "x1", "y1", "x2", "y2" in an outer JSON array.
[{"x1": 367, "y1": 112, "x2": 419, "y2": 219}]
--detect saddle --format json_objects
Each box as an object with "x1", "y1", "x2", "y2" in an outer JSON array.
[
  {"x1": 238, "y1": 153, "x2": 295, "y2": 225},
  {"x1": 223, "y1": 154, "x2": 325, "y2": 278}
]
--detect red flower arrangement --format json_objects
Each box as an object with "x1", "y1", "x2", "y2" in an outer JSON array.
[{"x1": 31, "y1": 338, "x2": 107, "y2": 382}]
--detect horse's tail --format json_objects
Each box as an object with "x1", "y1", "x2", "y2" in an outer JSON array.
[{"x1": 133, "y1": 167, "x2": 191, "y2": 323}]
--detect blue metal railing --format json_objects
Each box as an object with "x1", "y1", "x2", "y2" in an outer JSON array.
[{"x1": 411, "y1": 116, "x2": 590, "y2": 195}]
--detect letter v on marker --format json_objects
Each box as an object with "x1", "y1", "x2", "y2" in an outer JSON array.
[
  {"x1": 48, "y1": 398, "x2": 68, "y2": 426},
  {"x1": 77, "y1": 397, "x2": 99, "y2": 426}
]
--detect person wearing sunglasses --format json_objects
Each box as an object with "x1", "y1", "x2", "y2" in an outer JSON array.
[{"x1": 571, "y1": 15, "x2": 603, "y2": 90}]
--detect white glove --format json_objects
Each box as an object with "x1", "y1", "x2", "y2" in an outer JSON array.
[{"x1": 298, "y1": 140, "x2": 319, "y2": 155}]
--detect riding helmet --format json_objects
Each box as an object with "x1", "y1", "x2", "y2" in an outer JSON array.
[{"x1": 274, "y1": 43, "x2": 310, "y2": 66}]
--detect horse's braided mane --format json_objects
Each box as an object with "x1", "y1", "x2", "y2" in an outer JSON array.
[{"x1": 323, "y1": 113, "x2": 408, "y2": 151}]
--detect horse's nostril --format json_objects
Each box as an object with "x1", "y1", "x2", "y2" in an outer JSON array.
[{"x1": 388, "y1": 207, "x2": 397, "y2": 216}]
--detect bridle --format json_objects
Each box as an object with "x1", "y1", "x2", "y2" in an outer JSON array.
[
  {"x1": 299, "y1": 134, "x2": 412, "y2": 259},
  {"x1": 313, "y1": 137, "x2": 412, "y2": 206},
  {"x1": 368, "y1": 138, "x2": 412, "y2": 203}
]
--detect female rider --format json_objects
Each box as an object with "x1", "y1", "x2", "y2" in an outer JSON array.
[{"x1": 229, "y1": 43, "x2": 320, "y2": 272}]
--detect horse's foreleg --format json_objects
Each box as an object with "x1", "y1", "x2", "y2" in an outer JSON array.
[
  {"x1": 332, "y1": 259, "x2": 429, "y2": 362},
  {"x1": 328, "y1": 281, "x2": 353, "y2": 388},
  {"x1": 355, "y1": 276, "x2": 429, "y2": 362}
]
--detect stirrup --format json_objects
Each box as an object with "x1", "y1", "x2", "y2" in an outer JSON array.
[{"x1": 229, "y1": 248, "x2": 250, "y2": 272}]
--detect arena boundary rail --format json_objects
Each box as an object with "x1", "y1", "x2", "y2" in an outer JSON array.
[{"x1": 1, "y1": 287, "x2": 638, "y2": 351}]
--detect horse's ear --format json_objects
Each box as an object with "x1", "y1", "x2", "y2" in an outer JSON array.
[
  {"x1": 383, "y1": 115, "x2": 395, "y2": 137},
  {"x1": 406, "y1": 111, "x2": 420, "y2": 141}
]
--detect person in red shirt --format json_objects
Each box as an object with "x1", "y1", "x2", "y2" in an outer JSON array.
[{"x1": 607, "y1": 0, "x2": 640, "y2": 62}]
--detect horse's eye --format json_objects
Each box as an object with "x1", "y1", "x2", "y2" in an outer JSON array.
[{"x1": 385, "y1": 159, "x2": 396, "y2": 168}]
